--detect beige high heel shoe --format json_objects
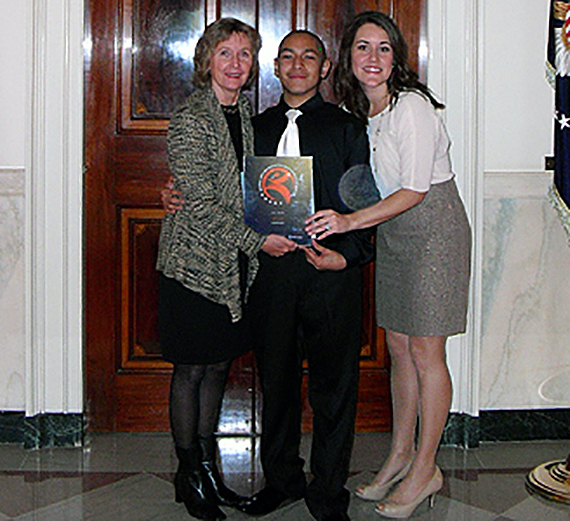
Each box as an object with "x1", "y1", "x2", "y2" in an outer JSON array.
[
  {"x1": 355, "y1": 460, "x2": 413, "y2": 501},
  {"x1": 374, "y1": 466, "x2": 443, "y2": 519}
]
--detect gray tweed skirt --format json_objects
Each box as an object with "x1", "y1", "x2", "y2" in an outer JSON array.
[{"x1": 375, "y1": 178, "x2": 471, "y2": 336}]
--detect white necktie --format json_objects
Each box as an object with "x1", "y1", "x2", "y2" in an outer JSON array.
[{"x1": 276, "y1": 109, "x2": 302, "y2": 156}]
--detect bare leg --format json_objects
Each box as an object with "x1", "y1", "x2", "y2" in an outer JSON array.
[
  {"x1": 382, "y1": 335, "x2": 450, "y2": 504},
  {"x1": 361, "y1": 330, "x2": 418, "y2": 490}
]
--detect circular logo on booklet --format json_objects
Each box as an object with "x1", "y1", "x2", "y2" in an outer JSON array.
[{"x1": 259, "y1": 165, "x2": 297, "y2": 205}]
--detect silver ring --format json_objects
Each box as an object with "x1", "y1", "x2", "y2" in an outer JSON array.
[{"x1": 325, "y1": 223, "x2": 331, "y2": 230}]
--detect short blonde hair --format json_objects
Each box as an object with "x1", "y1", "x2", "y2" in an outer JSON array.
[{"x1": 193, "y1": 18, "x2": 261, "y2": 90}]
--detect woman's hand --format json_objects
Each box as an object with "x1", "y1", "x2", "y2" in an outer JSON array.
[
  {"x1": 262, "y1": 234, "x2": 298, "y2": 257},
  {"x1": 306, "y1": 189, "x2": 426, "y2": 235},
  {"x1": 301, "y1": 240, "x2": 347, "y2": 271},
  {"x1": 305, "y1": 210, "x2": 351, "y2": 240},
  {"x1": 161, "y1": 175, "x2": 185, "y2": 214}
]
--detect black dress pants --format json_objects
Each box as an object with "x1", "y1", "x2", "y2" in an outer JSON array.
[{"x1": 249, "y1": 251, "x2": 362, "y2": 520}]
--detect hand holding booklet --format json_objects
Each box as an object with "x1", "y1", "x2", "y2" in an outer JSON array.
[{"x1": 242, "y1": 156, "x2": 314, "y2": 245}]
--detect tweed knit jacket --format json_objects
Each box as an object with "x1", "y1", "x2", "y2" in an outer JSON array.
[{"x1": 156, "y1": 86, "x2": 265, "y2": 322}]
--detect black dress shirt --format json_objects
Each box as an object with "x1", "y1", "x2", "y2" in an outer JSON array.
[{"x1": 252, "y1": 93, "x2": 374, "y2": 268}]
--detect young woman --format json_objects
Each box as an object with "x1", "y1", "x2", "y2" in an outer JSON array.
[{"x1": 306, "y1": 11, "x2": 471, "y2": 519}]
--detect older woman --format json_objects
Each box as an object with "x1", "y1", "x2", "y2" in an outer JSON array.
[
  {"x1": 306, "y1": 11, "x2": 471, "y2": 520},
  {"x1": 156, "y1": 18, "x2": 296, "y2": 521}
]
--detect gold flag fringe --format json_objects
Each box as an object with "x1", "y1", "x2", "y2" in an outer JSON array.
[
  {"x1": 549, "y1": 183, "x2": 570, "y2": 245},
  {"x1": 546, "y1": 60, "x2": 556, "y2": 89}
]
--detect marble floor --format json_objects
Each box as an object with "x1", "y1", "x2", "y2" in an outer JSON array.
[{"x1": 0, "y1": 433, "x2": 569, "y2": 520}]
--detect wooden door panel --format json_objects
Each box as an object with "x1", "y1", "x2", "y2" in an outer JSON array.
[
  {"x1": 119, "y1": 208, "x2": 166, "y2": 368},
  {"x1": 116, "y1": 373, "x2": 171, "y2": 430},
  {"x1": 256, "y1": 2, "x2": 294, "y2": 111},
  {"x1": 85, "y1": 0, "x2": 426, "y2": 433},
  {"x1": 120, "y1": 0, "x2": 206, "y2": 131}
]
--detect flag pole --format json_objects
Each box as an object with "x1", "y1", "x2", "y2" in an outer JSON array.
[{"x1": 525, "y1": 3, "x2": 570, "y2": 504}]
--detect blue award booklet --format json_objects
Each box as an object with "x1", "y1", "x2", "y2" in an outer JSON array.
[{"x1": 242, "y1": 156, "x2": 314, "y2": 245}]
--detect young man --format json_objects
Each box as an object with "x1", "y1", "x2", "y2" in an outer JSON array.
[{"x1": 243, "y1": 30, "x2": 373, "y2": 521}]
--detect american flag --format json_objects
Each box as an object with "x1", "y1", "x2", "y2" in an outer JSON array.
[{"x1": 547, "y1": 1, "x2": 570, "y2": 239}]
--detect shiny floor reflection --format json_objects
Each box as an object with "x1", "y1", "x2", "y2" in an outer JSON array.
[{"x1": 0, "y1": 433, "x2": 568, "y2": 520}]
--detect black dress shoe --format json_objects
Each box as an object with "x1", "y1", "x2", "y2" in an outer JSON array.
[
  {"x1": 321, "y1": 512, "x2": 350, "y2": 521},
  {"x1": 239, "y1": 486, "x2": 296, "y2": 516}
]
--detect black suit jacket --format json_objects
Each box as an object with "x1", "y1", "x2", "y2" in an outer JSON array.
[{"x1": 252, "y1": 93, "x2": 374, "y2": 268}]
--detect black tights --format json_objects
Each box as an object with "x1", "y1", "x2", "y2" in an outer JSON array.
[{"x1": 169, "y1": 360, "x2": 231, "y2": 460}]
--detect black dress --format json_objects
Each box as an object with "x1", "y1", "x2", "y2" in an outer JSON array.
[{"x1": 158, "y1": 105, "x2": 251, "y2": 365}]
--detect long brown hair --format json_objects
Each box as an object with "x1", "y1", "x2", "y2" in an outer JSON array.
[
  {"x1": 334, "y1": 11, "x2": 444, "y2": 121},
  {"x1": 193, "y1": 17, "x2": 261, "y2": 90}
]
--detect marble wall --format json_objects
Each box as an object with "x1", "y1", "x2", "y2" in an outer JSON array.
[
  {"x1": 0, "y1": 168, "x2": 25, "y2": 410},
  {"x1": 481, "y1": 171, "x2": 570, "y2": 410}
]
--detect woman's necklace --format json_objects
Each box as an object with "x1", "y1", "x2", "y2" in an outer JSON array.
[
  {"x1": 221, "y1": 103, "x2": 239, "y2": 115},
  {"x1": 370, "y1": 93, "x2": 391, "y2": 140},
  {"x1": 369, "y1": 92, "x2": 391, "y2": 117}
]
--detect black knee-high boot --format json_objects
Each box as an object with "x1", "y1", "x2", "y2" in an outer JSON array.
[
  {"x1": 199, "y1": 436, "x2": 251, "y2": 509},
  {"x1": 174, "y1": 445, "x2": 226, "y2": 520}
]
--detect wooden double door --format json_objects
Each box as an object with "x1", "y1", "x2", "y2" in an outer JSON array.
[{"x1": 84, "y1": 0, "x2": 426, "y2": 433}]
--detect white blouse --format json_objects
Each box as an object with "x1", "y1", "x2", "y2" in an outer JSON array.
[{"x1": 368, "y1": 90, "x2": 454, "y2": 200}]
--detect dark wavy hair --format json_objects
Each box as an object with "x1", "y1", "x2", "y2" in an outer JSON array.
[
  {"x1": 193, "y1": 17, "x2": 261, "y2": 90},
  {"x1": 334, "y1": 11, "x2": 444, "y2": 121}
]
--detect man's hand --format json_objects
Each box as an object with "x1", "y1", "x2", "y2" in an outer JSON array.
[
  {"x1": 262, "y1": 235, "x2": 298, "y2": 257},
  {"x1": 301, "y1": 240, "x2": 347, "y2": 271},
  {"x1": 161, "y1": 175, "x2": 185, "y2": 214}
]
